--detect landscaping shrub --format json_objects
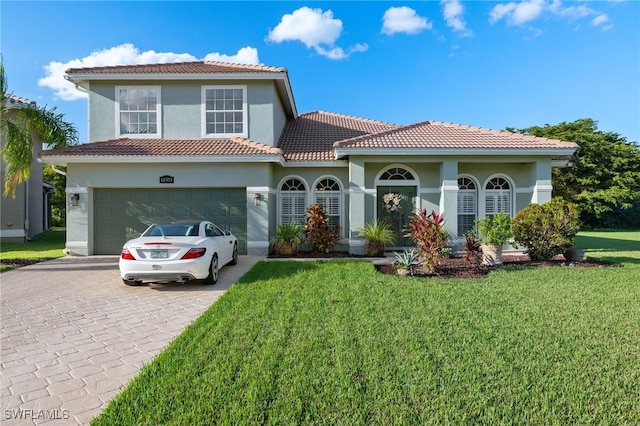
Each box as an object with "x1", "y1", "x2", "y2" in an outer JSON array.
[
  {"x1": 463, "y1": 230, "x2": 483, "y2": 268},
  {"x1": 303, "y1": 203, "x2": 341, "y2": 253},
  {"x1": 512, "y1": 197, "x2": 580, "y2": 261},
  {"x1": 405, "y1": 209, "x2": 448, "y2": 273}
]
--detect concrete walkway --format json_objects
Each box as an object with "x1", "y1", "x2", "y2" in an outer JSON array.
[{"x1": 0, "y1": 255, "x2": 262, "y2": 425}]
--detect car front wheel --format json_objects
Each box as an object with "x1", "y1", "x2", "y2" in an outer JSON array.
[{"x1": 203, "y1": 254, "x2": 219, "y2": 285}]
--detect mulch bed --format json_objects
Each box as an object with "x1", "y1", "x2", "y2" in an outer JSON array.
[
  {"x1": 268, "y1": 251, "x2": 616, "y2": 279},
  {"x1": 376, "y1": 255, "x2": 616, "y2": 279}
]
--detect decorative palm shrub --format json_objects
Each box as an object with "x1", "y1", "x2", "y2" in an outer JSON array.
[
  {"x1": 358, "y1": 220, "x2": 396, "y2": 256},
  {"x1": 271, "y1": 222, "x2": 303, "y2": 256},
  {"x1": 512, "y1": 197, "x2": 581, "y2": 261},
  {"x1": 303, "y1": 203, "x2": 341, "y2": 253},
  {"x1": 404, "y1": 209, "x2": 448, "y2": 273}
]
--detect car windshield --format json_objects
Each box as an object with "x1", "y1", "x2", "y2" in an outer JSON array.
[{"x1": 142, "y1": 223, "x2": 199, "y2": 237}]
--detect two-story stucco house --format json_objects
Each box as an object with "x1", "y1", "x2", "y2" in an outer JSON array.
[
  {"x1": 39, "y1": 61, "x2": 577, "y2": 256},
  {"x1": 2, "y1": 94, "x2": 53, "y2": 243}
]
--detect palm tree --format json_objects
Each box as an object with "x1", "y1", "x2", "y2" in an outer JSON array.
[{"x1": 1, "y1": 57, "x2": 78, "y2": 197}]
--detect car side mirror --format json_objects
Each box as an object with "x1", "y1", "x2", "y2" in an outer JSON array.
[{"x1": 224, "y1": 230, "x2": 231, "y2": 236}]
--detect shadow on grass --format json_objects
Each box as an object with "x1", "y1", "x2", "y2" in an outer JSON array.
[{"x1": 575, "y1": 235, "x2": 640, "y2": 252}]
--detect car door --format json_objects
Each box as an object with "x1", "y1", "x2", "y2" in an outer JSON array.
[{"x1": 206, "y1": 223, "x2": 233, "y2": 264}]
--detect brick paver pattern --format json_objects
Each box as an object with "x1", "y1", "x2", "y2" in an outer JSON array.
[{"x1": 1, "y1": 255, "x2": 260, "y2": 425}]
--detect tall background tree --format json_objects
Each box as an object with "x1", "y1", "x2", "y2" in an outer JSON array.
[
  {"x1": 511, "y1": 119, "x2": 640, "y2": 228},
  {"x1": 1, "y1": 58, "x2": 78, "y2": 198}
]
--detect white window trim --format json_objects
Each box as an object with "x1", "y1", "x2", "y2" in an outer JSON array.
[
  {"x1": 481, "y1": 174, "x2": 515, "y2": 218},
  {"x1": 457, "y1": 174, "x2": 479, "y2": 237},
  {"x1": 278, "y1": 176, "x2": 308, "y2": 226},
  {"x1": 201, "y1": 85, "x2": 248, "y2": 139},
  {"x1": 313, "y1": 175, "x2": 344, "y2": 235},
  {"x1": 115, "y1": 85, "x2": 161, "y2": 139}
]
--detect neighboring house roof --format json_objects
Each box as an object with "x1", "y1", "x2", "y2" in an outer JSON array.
[
  {"x1": 3, "y1": 94, "x2": 36, "y2": 109},
  {"x1": 39, "y1": 137, "x2": 284, "y2": 164},
  {"x1": 333, "y1": 120, "x2": 578, "y2": 158},
  {"x1": 277, "y1": 111, "x2": 399, "y2": 162},
  {"x1": 65, "y1": 61, "x2": 297, "y2": 118}
]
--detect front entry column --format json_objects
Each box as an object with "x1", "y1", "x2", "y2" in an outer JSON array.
[
  {"x1": 348, "y1": 159, "x2": 366, "y2": 255},
  {"x1": 531, "y1": 160, "x2": 552, "y2": 204},
  {"x1": 439, "y1": 159, "x2": 458, "y2": 238}
]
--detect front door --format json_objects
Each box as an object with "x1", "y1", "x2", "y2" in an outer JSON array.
[{"x1": 377, "y1": 186, "x2": 417, "y2": 248}]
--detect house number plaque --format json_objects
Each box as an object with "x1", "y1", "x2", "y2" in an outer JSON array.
[{"x1": 159, "y1": 175, "x2": 175, "y2": 184}]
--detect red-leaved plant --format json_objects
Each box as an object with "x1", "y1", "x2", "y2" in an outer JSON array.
[
  {"x1": 303, "y1": 203, "x2": 341, "y2": 254},
  {"x1": 404, "y1": 209, "x2": 448, "y2": 273},
  {"x1": 463, "y1": 230, "x2": 483, "y2": 268}
]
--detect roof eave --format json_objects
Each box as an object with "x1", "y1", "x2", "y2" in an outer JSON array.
[
  {"x1": 39, "y1": 154, "x2": 286, "y2": 166},
  {"x1": 333, "y1": 147, "x2": 578, "y2": 159}
]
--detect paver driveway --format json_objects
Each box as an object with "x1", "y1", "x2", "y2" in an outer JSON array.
[{"x1": 1, "y1": 255, "x2": 261, "y2": 425}]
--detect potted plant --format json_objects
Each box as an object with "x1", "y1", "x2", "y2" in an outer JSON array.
[
  {"x1": 394, "y1": 249, "x2": 420, "y2": 276},
  {"x1": 476, "y1": 212, "x2": 512, "y2": 266},
  {"x1": 271, "y1": 222, "x2": 303, "y2": 256},
  {"x1": 357, "y1": 219, "x2": 396, "y2": 256}
]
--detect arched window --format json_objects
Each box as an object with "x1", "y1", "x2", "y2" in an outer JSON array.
[
  {"x1": 485, "y1": 177, "x2": 512, "y2": 218},
  {"x1": 280, "y1": 178, "x2": 306, "y2": 224},
  {"x1": 458, "y1": 177, "x2": 477, "y2": 236},
  {"x1": 379, "y1": 167, "x2": 415, "y2": 181},
  {"x1": 314, "y1": 178, "x2": 342, "y2": 230}
]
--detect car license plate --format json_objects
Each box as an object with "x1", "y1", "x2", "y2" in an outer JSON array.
[{"x1": 150, "y1": 250, "x2": 168, "y2": 259}]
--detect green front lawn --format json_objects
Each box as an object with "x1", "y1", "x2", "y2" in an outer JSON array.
[
  {"x1": 0, "y1": 228, "x2": 67, "y2": 271},
  {"x1": 93, "y1": 231, "x2": 640, "y2": 425}
]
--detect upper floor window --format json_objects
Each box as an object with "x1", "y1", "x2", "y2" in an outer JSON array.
[
  {"x1": 485, "y1": 177, "x2": 512, "y2": 217},
  {"x1": 117, "y1": 86, "x2": 161, "y2": 138},
  {"x1": 202, "y1": 85, "x2": 247, "y2": 138}
]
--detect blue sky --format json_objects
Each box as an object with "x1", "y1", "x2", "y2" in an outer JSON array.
[{"x1": 2, "y1": 1, "x2": 638, "y2": 143}]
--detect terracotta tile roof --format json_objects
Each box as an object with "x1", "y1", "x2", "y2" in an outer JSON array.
[
  {"x1": 66, "y1": 61, "x2": 286, "y2": 75},
  {"x1": 333, "y1": 120, "x2": 578, "y2": 151},
  {"x1": 278, "y1": 111, "x2": 399, "y2": 161},
  {"x1": 40, "y1": 137, "x2": 283, "y2": 158}
]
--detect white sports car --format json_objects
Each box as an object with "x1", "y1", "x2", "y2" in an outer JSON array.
[{"x1": 119, "y1": 221, "x2": 238, "y2": 286}]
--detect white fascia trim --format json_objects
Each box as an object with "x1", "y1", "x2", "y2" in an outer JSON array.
[
  {"x1": 334, "y1": 148, "x2": 577, "y2": 159},
  {"x1": 283, "y1": 161, "x2": 348, "y2": 168},
  {"x1": 42, "y1": 155, "x2": 285, "y2": 166}
]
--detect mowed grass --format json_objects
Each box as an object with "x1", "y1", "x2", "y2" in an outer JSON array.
[
  {"x1": 93, "y1": 230, "x2": 640, "y2": 425},
  {"x1": 0, "y1": 228, "x2": 66, "y2": 271}
]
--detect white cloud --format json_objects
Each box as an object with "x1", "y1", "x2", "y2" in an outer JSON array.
[
  {"x1": 490, "y1": 0, "x2": 546, "y2": 25},
  {"x1": 266, "y1": 7, "x2": 367, "y2": 60},
  {"x1": 381, "y1": 6, "x2": 432, "y2": 35},
  {"x1": 38, "y1": 44, "x2": 260, "y2": 101},
  {"x1": 491, "y1": 0, "x2": 613, "y2": 30},
  {"x1": 441, "y1": 0, "x2": 473, "y2": 36},
  {"x1": 591, "y1": 14, "x2": 613, "y2": 30}
]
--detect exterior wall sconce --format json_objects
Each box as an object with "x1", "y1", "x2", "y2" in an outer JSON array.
[
  {"x1": 70, "y1": 193, "x2": 80, "y2": 207},
  {"x1": 253, "y1": 193, "x2": 261, "y2": 206}
]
